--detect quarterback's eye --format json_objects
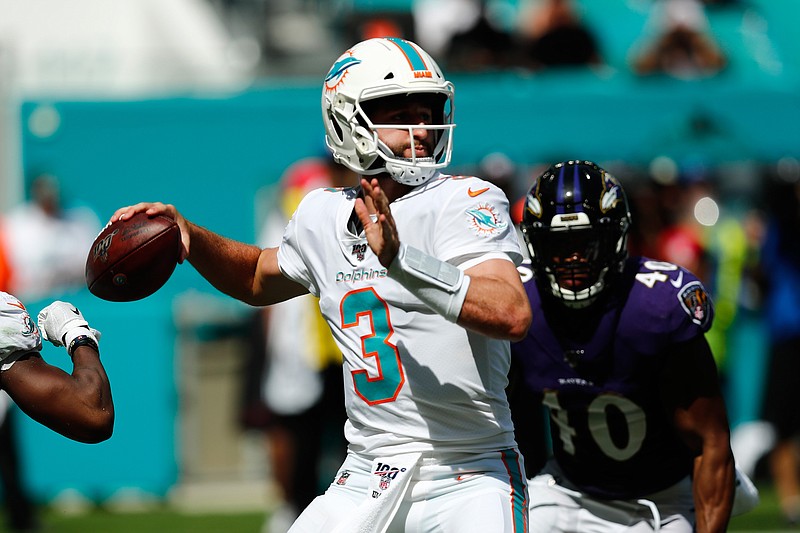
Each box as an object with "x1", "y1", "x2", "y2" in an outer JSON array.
[
  {"x1": 416, "y1": 109, "x2": 434, "y2": 124},
  {"x1": 386, "y1": 110, "x2": 412, "y2": 124},
  {"x1": 375, "y1": 105, "x2": 434, "y2": 126}
]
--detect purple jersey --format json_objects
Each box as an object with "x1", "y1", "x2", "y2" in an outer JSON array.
[{"x1": 511, "y1": 256, "x2": 714, "y2": 499}]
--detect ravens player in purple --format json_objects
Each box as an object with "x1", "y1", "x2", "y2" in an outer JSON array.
[{"x1": 510, "y1": 160, "x2": 743, "y2": 532}]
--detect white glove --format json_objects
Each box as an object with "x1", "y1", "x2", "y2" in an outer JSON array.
[{"x1": 37, "y1": 301, "x2": 100, "y2": 356}]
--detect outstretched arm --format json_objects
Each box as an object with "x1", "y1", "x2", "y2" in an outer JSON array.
[
  {"x1": 112, "y1": 203, "x2": 308, "y2": 306},
  {"x1": 356, "y1": 178, "x2": 530, "y2": 340},
  {"x1": 661, "y1": 334, "x2": 734, "y2": 533},
  {"x1": 0, "y1": 301, "x2": 113, "y2": 443},
  {"x1": 1, "y1": 347, "x2": 113, "y2": 443}
]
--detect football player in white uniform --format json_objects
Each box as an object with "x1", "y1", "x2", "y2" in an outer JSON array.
[{"x1": 112, "y1": 37, "x2": 531, "y2": 532}]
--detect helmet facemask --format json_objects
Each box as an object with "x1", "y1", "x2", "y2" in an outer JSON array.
[
  {"x1": 520, "y1": 160, "x2": 632, "y2": 308},
  {"x1": 524, "y1": 220, "x2": 627, "y2": 308},
  {"x1": 358, "y1": 92, "x2": 454, "y2": 185}
]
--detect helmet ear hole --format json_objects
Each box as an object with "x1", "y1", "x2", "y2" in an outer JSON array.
[
  {"x1": 353, "y1": 126, "x2": 376, "y2": 155},
  {"x1": 327, "y1": 111, "x2": 344, "y2": 144}
]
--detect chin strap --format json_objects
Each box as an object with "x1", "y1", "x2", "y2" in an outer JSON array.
[{"x1": 383, "y1": 158, "x2": 437, "y2": 186}]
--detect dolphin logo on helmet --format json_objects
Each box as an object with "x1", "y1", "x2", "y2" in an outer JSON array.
[{"x1": 324, "y1": 55, "x2": 362, "y2": 92}]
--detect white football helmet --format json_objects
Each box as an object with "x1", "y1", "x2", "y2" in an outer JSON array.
[{"x1": 322, "y1": 38, "x2": 455, "y2": 186}]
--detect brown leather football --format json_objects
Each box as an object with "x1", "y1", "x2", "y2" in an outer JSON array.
[{"x1": 85, "y1": 212, "x2": 180, "y2": 302}]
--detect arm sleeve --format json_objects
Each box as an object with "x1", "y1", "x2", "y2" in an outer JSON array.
[{"x1": 276, "y1": 198, "x2": 318, "y2": 296}]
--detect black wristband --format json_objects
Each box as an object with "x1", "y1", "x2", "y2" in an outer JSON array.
[{"x1": 68, "y1": 335, "x2": 99, "y2": 357}]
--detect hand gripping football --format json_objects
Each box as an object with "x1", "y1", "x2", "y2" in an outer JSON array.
[{"x1": 85, "y1": 212, "x2": 181, "y2": 302}]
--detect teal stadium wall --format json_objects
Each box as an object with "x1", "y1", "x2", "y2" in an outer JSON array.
[{"x1": 15, "y1": 0, "x2": 800, "y2": 502}]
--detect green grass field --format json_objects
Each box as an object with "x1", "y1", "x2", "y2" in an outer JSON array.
[
  {"x1": 0, "y1": 482, "x2": 792, "y2": 532},
  {"x1": 1, "y1": 506, "x2": 266, "y2": 533},
  {"x1": 728, "y1": 483, "x2": 799, "y2": 532}
]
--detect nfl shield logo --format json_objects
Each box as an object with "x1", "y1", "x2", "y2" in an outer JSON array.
[{"x1": 352, "y1": 243, "x2": 367, "y2": 261}]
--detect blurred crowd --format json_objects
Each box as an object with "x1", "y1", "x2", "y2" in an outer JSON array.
[{"x1": 209, "y1": 0, "x2": 748, "y2": 79}]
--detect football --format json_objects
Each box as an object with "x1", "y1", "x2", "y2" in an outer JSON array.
[{"x1": 85, "y1": 212, "x2": 181, "y2": 302}]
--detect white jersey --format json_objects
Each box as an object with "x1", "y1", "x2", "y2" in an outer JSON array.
[{"x1": 277, "y1": 172, "x2": 522, "y2": 457}]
